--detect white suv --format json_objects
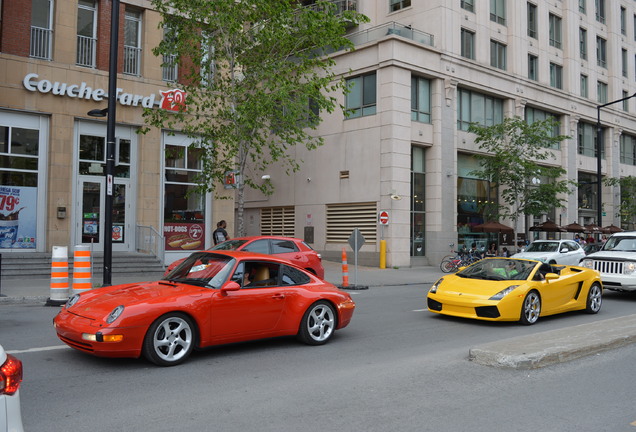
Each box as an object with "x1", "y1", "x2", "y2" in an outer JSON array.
[
  {"x1": 580, "y1": 231, "x2": 636, "y2": 291},
  {"x1": 0, "y1": 344, "x2": 24, "y2": 432}
]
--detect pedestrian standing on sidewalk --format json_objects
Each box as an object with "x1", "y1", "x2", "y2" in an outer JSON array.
[{"x1": 213, "y1": 220, "x2": 230, "y2": 245}]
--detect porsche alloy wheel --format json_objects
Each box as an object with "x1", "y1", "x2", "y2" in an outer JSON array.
[
  {"x1": 298, "y1": 301, "x2": 336, "y2": 345},
  {"x1": 585, "y1": 283, "x2": 602, "y2": 314},
  {"x1": 143, "y1": 313, "x2": 195, "y2": 366},
  {"x1": 520, "y1": 291, "x2": 541, "y2": 325}
]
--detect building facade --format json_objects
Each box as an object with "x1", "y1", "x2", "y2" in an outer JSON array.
[
  {"x1": 242, "y1": 0, "x2": 636, "y2": 267},
  {"x1": 0, "y1": 0, "x2": 233, "y2": 264}
]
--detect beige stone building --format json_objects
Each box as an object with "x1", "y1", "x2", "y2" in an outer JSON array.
[{"x1": 243, "y1": 0, "x2": 636, "y2": 267}]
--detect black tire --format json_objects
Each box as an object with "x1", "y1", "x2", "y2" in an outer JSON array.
[
  {"x1": 143, "y1": 312, "x2": 196, "y2": 366},
  {"x1": 585, "y1": 282, "x2": 602, "y2": 314},
  {"x1": 519, "y1": 291, "x2": 541, "y2": 325},
  {"x1": 297, "y1": 301, "x2": 337, "y2": 345}
]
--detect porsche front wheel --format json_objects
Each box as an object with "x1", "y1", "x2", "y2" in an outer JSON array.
[
  {"x1": 585, "y1": 282, "x2": 602, "y2": 314},
  {"x1": 298, "y1": 301, "x2": 336, "y2": 345},
  {"x1": 143, "y1": 313, "x2": 196, "y2": 366},
  {"x1": 520, "y1": 291, "x2": 541, "y2": 325}
]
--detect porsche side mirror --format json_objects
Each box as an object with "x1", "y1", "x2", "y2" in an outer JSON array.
[
  {"x1": 545, "y1": 273, "x2": 559, "y2": 281},
  {"x1": 221, "y1": 281, "x2": 241, "y2": 294}
]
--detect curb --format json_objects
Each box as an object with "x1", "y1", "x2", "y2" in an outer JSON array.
[{"x1": 468, "y1": 314, "x2": 636, "y2": 369}]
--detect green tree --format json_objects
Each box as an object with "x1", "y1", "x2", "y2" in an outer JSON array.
[
  {"x1": 604, "y1": 176, "x2": 636, "y2": 229},
  {"x1": 144, "y1": 0, "x2": 368, "y2": 235},
  {"x1": 468, "y1": 116, "x2": 573, "y2": 243}
]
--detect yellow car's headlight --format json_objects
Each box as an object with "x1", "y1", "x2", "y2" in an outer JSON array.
[
  {"x1": 489, "y1": 285, "x2": 519, "y2": 301},
  {"x1": 429, "y1": 278, "x2": 443, "y2": 294}
]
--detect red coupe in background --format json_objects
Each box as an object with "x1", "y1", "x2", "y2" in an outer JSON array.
[
  {"x1": 53, "y1": 251, "x2": 354, "y2": 366},
  {"x1": 164, "y1": 236, "x2": 325, "y2": 279}
]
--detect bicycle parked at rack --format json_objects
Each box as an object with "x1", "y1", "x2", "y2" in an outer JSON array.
[{"x1": 439, "y1": 244, "x2": 482, "y2": 273}]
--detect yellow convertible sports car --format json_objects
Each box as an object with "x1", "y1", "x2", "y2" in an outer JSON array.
[{"x1": 427, "y1": 258, "x2": 602, "y2": 325}]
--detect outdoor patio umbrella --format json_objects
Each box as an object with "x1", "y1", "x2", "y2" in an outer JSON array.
[
  {"x1": 564, "y1": 222, "x2": 586, "y2": 233},
  {"x1": 529, "y1": 220, "x2": 566, "y2": 232},
  {"x1": 602, "y1": 224, "x2": 624, "y2": 234},
  {"x1": 584, "y1": 224, "x2": 602, "y2": 233},
  {"x1": 472, "y1": 221, "x2": 514, "y2": 233}
]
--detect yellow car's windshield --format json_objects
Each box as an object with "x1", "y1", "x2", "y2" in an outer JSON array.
[{"x1": 457, "y1": 258, "x2": 537, "y2": 281}]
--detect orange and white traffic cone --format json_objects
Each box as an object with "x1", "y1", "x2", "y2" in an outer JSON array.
[
  {"x1": 72, "y1": 245, "x2": 93, "y2": 295},
  {"x1": 46, "y1": 246, "x2": 69, "y2": 306},
  {"x1": 341, "y1": 247, "x2": 349, "y2": 288}
]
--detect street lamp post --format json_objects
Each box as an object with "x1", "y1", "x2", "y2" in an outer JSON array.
[{"x1": 596, "y1": 92, "x2": 636, "y2": 231}]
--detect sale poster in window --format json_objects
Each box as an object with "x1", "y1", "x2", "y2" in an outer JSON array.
[
  {"x1": 0, "y1": 186, "x2": 37, "y2": 249},
  {"x1": 164, "y1": 222, "x2": 204, "y2": 251}
]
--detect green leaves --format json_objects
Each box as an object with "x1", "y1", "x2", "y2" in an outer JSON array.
[
  {"x1": 144, "y1": 0, "x2": 368, "y2": 234},
  {"x1": 468, "y1": 116, "x2": 572, "y2": 227}
]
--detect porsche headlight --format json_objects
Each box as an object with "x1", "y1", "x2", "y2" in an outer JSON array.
[
  {"x1": 489, "y1": 285, "x2": 519, "y2": 301},
  {"x1": 66, "y1": 294, "x2": 80, "y2": 308},
  {"x1": 624, "y1": 262, "x2": 636, "y2": 275},
  {"x1": 429, "y1": 278, "x2": 443, "y2": 294},
  {"x1": 106, "y1": 305, "x2": 125, "y2": 324}
]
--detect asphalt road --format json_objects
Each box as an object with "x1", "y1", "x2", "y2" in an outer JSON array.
[{"x1": 3, "y1": 285, "x2": 636, "y2": 431}]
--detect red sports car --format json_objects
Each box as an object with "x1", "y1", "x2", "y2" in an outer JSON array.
[
  {"x1": 53, "y1": 251, "x2": 354, "y2": 366},
  {"x1": 164, "y1": 236, "x2": 324, "y2": 279}
]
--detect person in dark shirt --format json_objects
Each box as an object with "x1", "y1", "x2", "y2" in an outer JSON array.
[{"x1": 213, "y1": 220, "x2": 230, "y2": 245}]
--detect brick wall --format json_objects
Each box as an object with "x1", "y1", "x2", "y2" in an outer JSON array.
[{"x1": 1, "y1": 0, "x2": 31, "y2": 56}]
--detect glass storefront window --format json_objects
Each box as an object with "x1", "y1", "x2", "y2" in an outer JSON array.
[
  {"x1": 0, "y1": 123, "x2": 40, "y2": 249},
  {"x1": 411, "y1": 146, "x2": 425, "y2": 256},
  {"x1": 163, "y1": 138, "x2": 205, "y2": 251},
  {"x1": 79, "y1": 135, "x2": 130, "y2": 178}
]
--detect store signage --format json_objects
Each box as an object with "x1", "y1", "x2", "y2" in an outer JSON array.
[{"x1": 22, "y1": 73, "x2": 187, "y2": 112}]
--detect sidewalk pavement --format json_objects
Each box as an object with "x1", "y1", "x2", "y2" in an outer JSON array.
[{"x1": 3, "y1": 259, "x2": 636, "y2": 369}]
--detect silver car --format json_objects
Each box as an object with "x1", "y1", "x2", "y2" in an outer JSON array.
[
  {"x1": 0, "y1": 344, "x2": 24, "y2": 432},
  {"x1": 513, "y1": 239, "x2": 586, "y2": 265}
]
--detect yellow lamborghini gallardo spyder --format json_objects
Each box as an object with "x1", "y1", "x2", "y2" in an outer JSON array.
[{"x1": 427, "y1": 258, "x2": 602, "y2": 325}]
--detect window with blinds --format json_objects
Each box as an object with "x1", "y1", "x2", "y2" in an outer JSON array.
[
  {"x1": 326, "y1": 203, "x2": 377, "y2": 244},
  {"x1": 261, "y1": 207, "x2": 295, "y2": 236}
]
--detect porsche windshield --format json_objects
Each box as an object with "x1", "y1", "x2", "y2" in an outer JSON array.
[
  {"x1": 525, "y1": 242, "x2": 559, "y2": 252},
  {"x1": 456, "y1": 258, "x2": 536, "y2": 281},
  {"x1": 163, "y1": 253, "x2": 235, "y2": 288}
]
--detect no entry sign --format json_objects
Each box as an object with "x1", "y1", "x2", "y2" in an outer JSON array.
[{"x1": 379, "y1": 211, "x2": 389, "y2": 225}]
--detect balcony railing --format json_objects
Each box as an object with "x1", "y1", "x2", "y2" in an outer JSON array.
[
  {"x1": 348, "y1": 22, "x2": 434, "y2": 48},
  {"x1": 304, "y1": 0, "x2": 357, "y2": 13},
  {"x1": 124, "y1": 45, "x2": 141, "y2": 76},
  {"x1": 76, "y1": 35, "x2": 96, "y2": 67},
  {"x1": 30, "y1": 26, "x2": 52, "y2": 60}
]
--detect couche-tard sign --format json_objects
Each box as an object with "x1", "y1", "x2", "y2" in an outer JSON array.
[{"x1": 22, "y1": 73, "x2": 186, "y2": 112}]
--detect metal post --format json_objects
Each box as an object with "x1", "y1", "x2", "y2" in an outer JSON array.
[{"x1": 103, "y1": 0, "x2": 120, "y2": 287}]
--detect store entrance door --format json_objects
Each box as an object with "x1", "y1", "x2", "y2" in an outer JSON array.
[{"x1": 77, "y1": 177, "x2": 131, "y2": 251}]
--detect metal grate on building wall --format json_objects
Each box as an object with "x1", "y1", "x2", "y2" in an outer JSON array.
[
  {"x1": 261, "y1": 207, "x2": 295, "y2": 237},
  {"x1": 326, "y1": 202, "x2": 377, "y2": 244}
]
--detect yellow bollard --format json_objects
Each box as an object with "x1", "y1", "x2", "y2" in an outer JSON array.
[{"x1": 380, "y1": 239, "x2": 386, "y2": 269}]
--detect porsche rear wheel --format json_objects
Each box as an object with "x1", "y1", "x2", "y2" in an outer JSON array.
[
  {"x1": 143, "y1": 313, "x2": 196, "y2": 366},
  {"x1": 520, "y1": 291, "x2": 541, "y2": 325},
  {"x1": 298, "y1": 301, "x2": 336, "y2": 345},
  {"x1": 585, "y1": 282, "x2": 602, "y2": 314}
]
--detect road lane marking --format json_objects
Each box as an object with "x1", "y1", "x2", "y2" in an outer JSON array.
[
  {"x1": 7, "y1": 345, "x2": 69, "y2": 354},
  {"x1": 413, "y1": 308, "x2": 428, "y2": 312}
]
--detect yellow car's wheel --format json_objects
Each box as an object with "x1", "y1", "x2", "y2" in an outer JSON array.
[
  {"x1": 520, "y1": 291, "x2": 541, "y2": 325},
  {"x1": 585, "y1": 283, "x2": 602, "y2": 314}
]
